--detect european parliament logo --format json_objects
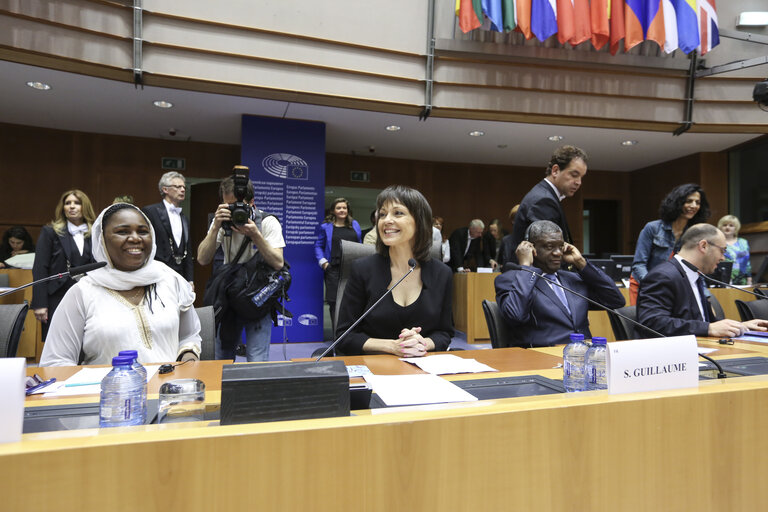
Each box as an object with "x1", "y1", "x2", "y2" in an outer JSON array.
[{"x1": 261, "y1": 153, "x2": 309, "y2": 180}]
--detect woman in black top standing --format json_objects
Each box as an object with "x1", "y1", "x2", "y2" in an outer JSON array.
[
  {"x1": 32, "y1": 189, "x2": 97, "y2": 340},
  {"x1": 335, "y1": 185, "x2": 453, "y2": 356},
  {"x1": 314, "y1": 198, "x2": 362, "y2": 333}
]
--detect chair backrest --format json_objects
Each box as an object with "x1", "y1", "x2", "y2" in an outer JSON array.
[
  {"x1": 334, "y1": 240, "x2": 376, "y2": 335},
  {"x1": 735, "y1": 299, "x2": 752, "y2": 321},
  {"x1": 737, "y1": 299, "x2": 768, "y2": 322},
  {"x1": 753, "y1": 287, "x2": 768, "y2": 299},
  {"x1": 481, "y1": 300, "x2": 516, "y2": 348},
  {"x1": 0, "y1": 303, "x2": 29, "y2": 358},
  {"x1": 706, "y1": 293, "x2": 725, "y2": 321},
  {"x1": 195, "y1": 306, "x2": 216, "y2": 360},
  {"x1": 608, "y1": 305, "x2": 637, "y2": 341}
]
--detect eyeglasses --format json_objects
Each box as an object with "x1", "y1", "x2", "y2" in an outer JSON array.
[
  {"x1": 707, "y1": 241, "x2": 727, "y2": 256},
  {"x1": 165, "y1": 184, "x2": 186, "y2": 190}
]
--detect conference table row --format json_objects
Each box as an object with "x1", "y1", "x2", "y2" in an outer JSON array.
[{"x1": 5, "y1": 339, "x2": 768, "y2": 511}]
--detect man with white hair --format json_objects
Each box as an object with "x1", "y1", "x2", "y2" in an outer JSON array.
[
  {"x1": 448, "y1": 219, "x2": 486, "y2": 272},
  {"x1": 142, "y1": 171, "x2": 194, "y2": 287}
]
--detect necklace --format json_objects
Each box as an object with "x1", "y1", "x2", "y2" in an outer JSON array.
[{"x1": 122, "y1": 287, "x2": 144, "y2": 302}]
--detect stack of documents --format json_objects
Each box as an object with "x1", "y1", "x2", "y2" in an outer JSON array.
[{"x1": 400, "y1": 354, "x2": 497, "y2": 375}]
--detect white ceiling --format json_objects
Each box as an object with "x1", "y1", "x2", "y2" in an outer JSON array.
[{"x1": 0, "y1": 59, "x2": 760, "y2": 172}]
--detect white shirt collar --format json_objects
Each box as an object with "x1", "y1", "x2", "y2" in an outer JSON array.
[
  {"x1": 544, "y1": 178, "x2": 566, "y2": 201},
  {"x1": 675, "y1": 254, "x2": 707, "y2": 321},
  {"x1": 164, "y1": 199, "x2": 182, "y2": 215}
]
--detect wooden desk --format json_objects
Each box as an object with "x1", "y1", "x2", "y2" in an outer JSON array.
[
  {"x1": 6, "y1": 347, "x2": 768, "y2": 511},
  {"x1": 452, "y1": 272, "x2": 498, "y2": 343},
  {"x1": 0, "y1": 269, "x2": 41, "y2": 359}
]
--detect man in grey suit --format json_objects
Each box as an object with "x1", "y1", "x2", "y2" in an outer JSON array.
[
  {"x1": 495, "y1": 220, "x2": 624, "y2": 347},
  {"x1": 503, "y1": 145, "x2": 587, "y2": 264},
  {"x1": 142, "y1": 171, "x2": 194, "y2": 287}
]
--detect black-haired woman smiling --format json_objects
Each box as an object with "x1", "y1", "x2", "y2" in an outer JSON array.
[
  {"x1": 40, "y1": 203, "x2": 201, "y2": 366},
  {"x1": 335, "y1": 185, "x2": 453, "y2": 356}
]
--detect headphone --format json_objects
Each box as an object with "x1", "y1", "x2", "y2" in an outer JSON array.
[{"x1": 524, "y1": 224, "x2": 532, "y2": 242}]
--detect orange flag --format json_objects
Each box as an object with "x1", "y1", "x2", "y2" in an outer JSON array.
[
  {"x1": 557, "y1": 0, "x2": 575, "y2": 45},
  {"x1": 458, "y1": 0, "x2": 482, "y2": 33},
  {"x1": 590, "y1": 0, "x2": 610, "y2": 50},
  {"x1": 609, "y1": 0, "x2": 625, "y2": 55},
  {"x1": 570, "y1": 0, "x2": 592, "y2": 45},
  {"x1": 516, "y1": 0, "x2": 533, "y2": 39}
]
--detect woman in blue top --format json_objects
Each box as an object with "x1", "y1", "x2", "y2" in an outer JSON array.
[
  {"x1": 718, "y1": 215, "x2": 751, "y2": 285},
  {"x1": 314, "y1": 198, "x2": 361, "y2": 332},
  {"x1": 630, "y1": 183, "x2": 710, "y2": 304}
]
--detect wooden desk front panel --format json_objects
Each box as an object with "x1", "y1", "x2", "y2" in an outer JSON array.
[
  {"x1": 0, "y1": 269, "x2": 40, "y2": 359},
  {"x1": 4, "y1": 375, "x2": 768, "y2": 511},
  {"x1": 452, "y1": 272, "x2": 498, "y2": 343}
]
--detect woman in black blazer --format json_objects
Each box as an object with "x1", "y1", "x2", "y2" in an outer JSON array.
[
  {"x1": 32, "y1": 189, "x2": 97, "y2": 340},
  {"x1": 335, "y1": 185, "x2": 453, "y2": 356}
]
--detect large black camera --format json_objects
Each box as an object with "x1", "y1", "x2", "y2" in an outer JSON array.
[{"x1": 223, "y1": 165, "x2": 252, "y2": 232}]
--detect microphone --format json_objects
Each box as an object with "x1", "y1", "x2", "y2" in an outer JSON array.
[
  {"x1": 697, "y1": 271, "x2": 767, "y2": 300},
  {"x1": 315, "y1": 258, "x2": 417, "y2": 361},
  {"x1": 0, "y1": 261, "x2": 107, "y2": 298},
  {"x1": 505, "y1": 262, "x2": 728, "y2": 378}
]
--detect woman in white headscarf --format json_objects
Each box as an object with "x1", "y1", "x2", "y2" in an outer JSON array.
[{"x1": 40, "y1": 203, "x2": 201, "y2": 366}]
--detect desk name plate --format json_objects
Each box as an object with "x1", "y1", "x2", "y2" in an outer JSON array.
[{"x1": 606, "y1": 335, "x2": 699, "y2": 394}]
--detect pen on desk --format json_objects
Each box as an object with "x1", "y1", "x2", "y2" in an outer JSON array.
[
  {"x1": 25, "y1": 377, "x2": 57, "y2": 395},
  {"x1": 64, "y1": 381, "x2": 102, "y2": 387}
]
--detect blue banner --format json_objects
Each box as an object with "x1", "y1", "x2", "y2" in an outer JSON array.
[{"x1": 241, "y1": 115, "x2": 325, "y2": 342}]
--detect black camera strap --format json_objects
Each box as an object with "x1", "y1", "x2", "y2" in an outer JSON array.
[{"x1": 232, "y1": 236, "x2": 250, "y2": 265}]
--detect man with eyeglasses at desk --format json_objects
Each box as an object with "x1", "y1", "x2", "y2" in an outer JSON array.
[
  {"x1": 142, "y1": 171, "x2": 194, "y2": 289},
  {"x1": 495, "y1": 220, "x2": 625, "y2": 347},
  {"x1": 637, "y1": 223, "x2": 768, "y2": 338}
]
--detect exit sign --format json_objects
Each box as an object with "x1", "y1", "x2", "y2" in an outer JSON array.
[
  {"x1": 350, "y1": 171, "x2": 369, "y2": 182},
  {"x1": 161, "y1": 157, "x2": 186, "y2": 171}
]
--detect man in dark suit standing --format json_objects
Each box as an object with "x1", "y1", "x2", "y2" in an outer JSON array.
[
  {"x1": 142, "y1": 171, "x2": 194, "y2": 287},
  {"x1": 504, "y1": 145, "x2": 588, "y2": 264},
  {"x1": 495, "y1": 220, "x2": 624, "y2": 347},
  {"x1": 448, "y1": 219, "x2": 486, "y2": 272},
  {"x1": 637, "y1": 223, "x2": 768, "y2": 338}
]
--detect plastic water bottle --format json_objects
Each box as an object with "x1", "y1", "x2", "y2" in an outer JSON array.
[
  {"x1": 99, "y1": 356, "x2": 145, "y2": 428},
  {"x1": 251, "y1": 275, "x2": 284, "y2": 307},
  {"x1": 563, "y1": 333, "x2": 588, "y2": 392},
  {"x1": 585, "y1": 337, "x2": 608, "y2": 391},
  {"x1": 118, "y1": 350, "x2": 147, "y2": 423}
]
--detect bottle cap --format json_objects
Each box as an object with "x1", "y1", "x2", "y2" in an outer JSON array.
[
  {"x1": 118, "y1": 350, "x2": 139, "y2": 359},
  {"x1": 569, "y1": 333, "x2": 585, "y2": 341},
  {"x1": 591, "y1": 337, "x2": 607, "y2": 345},
  {"x1": 111, "y1": 356, "x2": 135, "y2": 367}
]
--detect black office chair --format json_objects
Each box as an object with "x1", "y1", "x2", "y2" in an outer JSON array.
[
  {"x1": 735, "y1": 299, "x2": 768, "y2": 322},
  {"x1": 481, "y1": 300, "x2": 517, "y2": 348},
  {"x1": 311, "y1": 240, "x2": 376, "y2": 359},
  {"x1": 608, "y1": 305, "x2": 639, "y2": 341},
  {"x1": 752, "y1": 287, "x2": 768, "y2": 299},
  {"x1": 195, "y1": 306, "x2": 216, "y2": 360},
  {"x1": 0, "y1": 303, "x2": 29, "y2": 358}
]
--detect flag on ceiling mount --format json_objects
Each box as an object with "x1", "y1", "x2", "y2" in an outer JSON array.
[
  {"x1": 610, "y1": 0, "x2": 626, "y2": 54},
  {"x1": 457, "y1": 0, "x2": 483, "y2": 33},
  {"x1": 590, "y1": 0, "x2": 610, "y2": 50},
  {"x1": 698, "y1": 0, "x2": 719, "y2": 55},
  {"x1": 502, "y1": 0, "x2": 516, "y2": 31},
  {"x1": 668, "y1": 0, "x2": 700, "y2": 54},
  {"x1": 516, "y1": 0, "x2": 533, "y2": 38},
  {"x1": 570, "y1": 0, "x2": 592, "y2": 46},
  {"x1": 625, "y1": 0, "x2": 666, "y2": 51},
  {"x1": 482, "y1": 0, "x2": 504, "y2": 32}
]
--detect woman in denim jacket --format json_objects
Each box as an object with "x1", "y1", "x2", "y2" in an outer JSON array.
[{"x1": 630, "y1": 184, "x2": 710, "y2": 303}]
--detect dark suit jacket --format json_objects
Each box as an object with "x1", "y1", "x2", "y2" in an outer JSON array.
[
  {"x1": 494, "y1": 261, "x2": 625, "y2": 347},
  {"x1": 508, "y1": 180, "x2": 571, "y2": 263},
  {"x1": 335, "y1": 254, "x2": 453, "y2": 355},
  {"x1": 448, "y1": 228, "x2": 487, "y2": 272},
  {"x1": 142, "y1": 202, "x2": 193, "y2": 281},
  {"x1": 636, "y1": 258, "x2": 713, "y2": 337},
  {"x1": 31, "y1": 225, "x2": 94, "y2": 310}
]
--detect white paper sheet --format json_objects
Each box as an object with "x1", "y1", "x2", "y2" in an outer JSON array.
[
  {"x1": 363, "y1": 373, "x2": 478, "y2": 406},
  {"x1": 400, "y1": 354, "x2": 497, "y2": 375},
  {"x1": 0, "y1": 358, "x2": 25, "y2": 443},
  {"x1": 45, "y1": 365, "x2": 160, "y2": 396}
]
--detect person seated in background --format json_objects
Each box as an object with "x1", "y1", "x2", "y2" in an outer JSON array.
[
  {"x1": 40, "y1": 203, "x2": 201, "y2": 366},
  {"x1": 433, "y1": 215, "x2": 450, "y2": 265},
  {"x1": 448, "y1": 219, "x2": 486, "y2": 272},
  {"x1": 495, "y1": 220, "x2": 625, "y2": 347},
  {"x1": 484, "y1": 218, "x2": 506, "y2": 270},
  {"x1": 335, "y1": 185, "x2": 453, "y2": 356},
  {"x1": 718, "y1": 215, "x2": 751, "y2": 285},
  {"x1": 0, "y1": 226, "x2": 35, "y2": 268},
  {"x1": 637, "y1": 223, "x2": 768, "y2": 339}
]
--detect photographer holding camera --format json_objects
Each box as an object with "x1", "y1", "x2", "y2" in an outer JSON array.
[{"x1": 197, "y1": 167, "x2": 285, "y2": 361}]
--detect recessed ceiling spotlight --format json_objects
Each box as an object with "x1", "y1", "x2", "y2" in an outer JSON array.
[
  {"x1": 469, "y1": 130, "x2": 485, "y2": 137},
  {"x1": 385, "y1": 125, "x2": 401, "y2": 132},
  {"x1": 153, "y1": 100, "x2": 173, "y2": 109},
  {"x1": 26, "y1": 81, "x2": 51, "y2": 91},
  {"x1": 547, "y1": 135, "x2": 563, "y2": 141},
  {"x1": 621, "y1": 140, "x2": 639, "y2": 146}
]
